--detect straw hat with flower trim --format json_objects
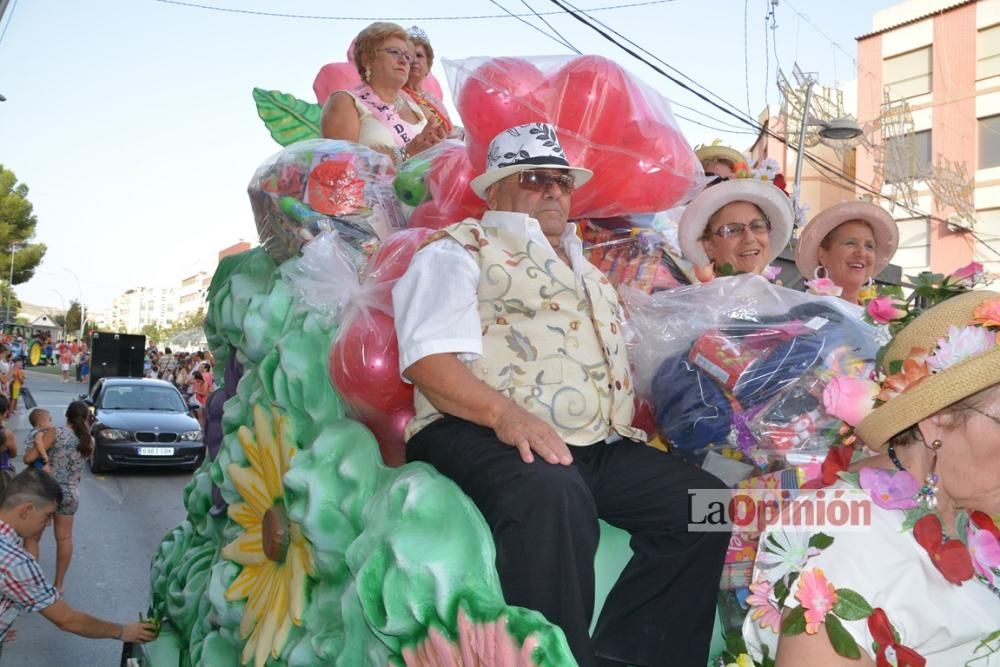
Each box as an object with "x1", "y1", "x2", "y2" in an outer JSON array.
[{"x1": 855, "y1": 290, "x2": 1000, "y2": 451}]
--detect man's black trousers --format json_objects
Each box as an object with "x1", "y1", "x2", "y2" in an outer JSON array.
[{"x1": 407, "y1": 416, "x2": 730, "y2": 667}]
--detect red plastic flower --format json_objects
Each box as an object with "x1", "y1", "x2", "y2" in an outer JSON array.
[
  {"x1": 912, "y1": 514, "x2": 974, "y2": 584},
  {"x1": 802, "y1": 444, "x2": 852, "y2": 489},
  {"x1": 970, "y1": 511, "x2": 1000, "y2": 540},
  {"x1": 867, "y1": 607, "x2": 926, "y2": 667}
]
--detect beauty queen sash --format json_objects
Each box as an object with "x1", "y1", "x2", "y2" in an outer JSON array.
[
  {"x1": 403, "y1": 86, "x2": 453, "y2": 134},
  {"x1": 351, "y1": 84, "x2": 417, "y2": 148}
]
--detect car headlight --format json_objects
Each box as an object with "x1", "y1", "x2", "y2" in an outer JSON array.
[
  {"x1": 98, "y1": 428, "x2": 131, "y2": 441},
  {"x1": 179, "y1": 430, "x2": 202, "y2": 442}
]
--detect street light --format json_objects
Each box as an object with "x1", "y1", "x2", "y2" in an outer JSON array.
[
  {"x1": 792, "y1": 76, "x2": 864, "y2": 197},
  {"x1": 50, "y1": 289, "x2": 67, "y2": 340},
  {"x1": 63, "y1": 267, "x2": 86, "y2": 341},
  {"x1": 5, "y1": 243, "x2": 18, "y2": 327}
]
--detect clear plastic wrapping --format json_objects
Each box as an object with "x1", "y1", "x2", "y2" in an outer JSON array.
[
  {"x1": 624, "y1": 275, "x2": 881, "y2": 461},
  {"x1": 248, "y1": 139, "x2": 406, "y2": 262},
  {"x1": 445, "y1": 54, "x2": 703, "y2": 219},
  {"x1": 327, "y1": 228, "x2": 434, "y2": 466}
]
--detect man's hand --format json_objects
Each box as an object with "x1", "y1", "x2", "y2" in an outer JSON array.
[
  {"x1": 493, "y1": 403, "x2": 573, "y2": 466},
  {"x1": 120, "y1": 622, "x2": 158, "y2": 644}
]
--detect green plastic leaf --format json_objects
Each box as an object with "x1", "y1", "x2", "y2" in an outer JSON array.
[
  {"x1": 825, "y1": 614, "x2": 862, "y2": 659},
  {"x1": 832, "y1": 588, "x2": 873, "y2": 621},
  {"x1": 809, "y1": 532, "x2": 834, "y2": 551},
  {"x1": 781, "y1": 605, "x2": 806, "y2": 636},
  {"x1": 252, "y1": 88, "x2": 322, "y2": 147}
]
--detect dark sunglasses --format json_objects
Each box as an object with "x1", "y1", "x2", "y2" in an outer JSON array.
[{"x1": 518, "y1": 170, "x2": 575, "y2": 195}]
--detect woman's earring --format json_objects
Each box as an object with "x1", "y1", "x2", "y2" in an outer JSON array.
[
  {"x1": 916, "y1": 438, "x2": 943, "y2": 509},
  {"x1": 865, "y1": 276, "x2": 874, "y2": 288},
  {"x1": 364, "y1": 67, "x2": 372, "y2": 82},
  {"x1": 813, "y1": 265, "x2": 828, "y2": 280}
]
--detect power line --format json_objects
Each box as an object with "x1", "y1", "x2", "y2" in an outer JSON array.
[
  {"x1": 0, "y1": 0, "x2": 20, "y2": 49},
  {"x1": 487, "y1": 0, "x2": 580, "y2": 52},
  {"x1": 744, "y1": 0, "x2": 752, "y2": 116},
  {"x1": 148, "y1": 0, "x2": 677, "y2": 21},
  {"x1": 519, "y1": 0, "x2": 581, "y2": 54}
]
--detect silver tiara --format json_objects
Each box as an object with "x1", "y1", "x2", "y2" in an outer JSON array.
[{"x1": 408, "y1": 25, "x2": 429, "y2": 42}]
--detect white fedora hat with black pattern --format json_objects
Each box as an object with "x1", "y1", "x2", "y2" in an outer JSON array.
[{"x1": 469, "y1": 122, "x2": 594, "y2": 199}]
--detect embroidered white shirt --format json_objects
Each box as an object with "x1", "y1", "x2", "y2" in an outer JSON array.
[{"x1": 392, "y1": 211, "x2": 586, "y2": 379}]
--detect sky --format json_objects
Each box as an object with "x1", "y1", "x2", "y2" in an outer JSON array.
[{"x1": 0, "y1": 0, "x2": 900, "y2": 314}]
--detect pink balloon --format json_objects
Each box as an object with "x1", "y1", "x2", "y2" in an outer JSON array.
[
  {"x1": 427, "y1": 145, "x2": 485, "y2": 220},
  {"x1": 313, "y1": 63, "x2": 362, "y2": 104}
]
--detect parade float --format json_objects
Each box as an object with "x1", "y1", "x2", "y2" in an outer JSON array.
[{"x1": 137, "y1": 49, "x2": 890, "y2": 667}]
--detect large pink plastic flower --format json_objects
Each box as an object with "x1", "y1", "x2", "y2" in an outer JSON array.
[
  {"x1": 967, "y1": 524, "x2": 1000, "y2": 585},
  {"x1": 926, "y1": 325, "x2": 996, "y2": 372},
  {"x1": 859, "y1": 468, "x2": 919, "y2": 510},
  {"x1": 804, "y1": 277, "x2": 843, "y2": 298},
  {"x1": 746, "y1": 578, "x2": 782, "y2": 633},
  {"x1": 795, "y1": 568, "x2": 838, "y2": 635},
  {"x1": 946, "y1": 261, "x2": 984, "y2": 286},
  {"x1": 822, "y1": 376, "x2": 879, "y2": 426},
  {"x1": 866, "y1": 295, "x2": 907, "y2": 325}
]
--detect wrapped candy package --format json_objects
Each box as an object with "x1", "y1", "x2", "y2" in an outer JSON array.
[
  {"x1": 248, "y1": 139, "x2": 406, "y2": 262},
  {"x1": 624, "y1": 275, "x2": 882, "y2": 462}
]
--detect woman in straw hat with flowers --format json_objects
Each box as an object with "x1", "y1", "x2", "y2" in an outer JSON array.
[
  {"x1": 795, "y1": 201, "x2": 899, "y2": 306},
  {"x1": 738, "y1": 290, "x2": 1000, "y2": 666}
]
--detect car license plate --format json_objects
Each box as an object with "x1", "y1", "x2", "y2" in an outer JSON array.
[{"x1": 138, "y1": 447, "x2": 174, "y2": 456}]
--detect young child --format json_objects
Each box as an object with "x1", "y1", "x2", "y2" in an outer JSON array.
[
  {"x1": 9, "y1": 359, "x2": 25, "y2": 415},
  {"x1": 25, "y1": 408, "x2": 54, "y2": 473}
]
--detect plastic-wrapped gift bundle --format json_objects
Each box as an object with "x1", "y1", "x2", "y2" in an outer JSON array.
[
  {"x1": 393, "y1": 139, "x2": 486, "y2": 229},
  {"x1": 248, "y1": 139, "x2": 407, "y2": 263},
  {"x1": 624, "y1": 274, "x2": 882, "y2": 464},
  {"x1": 579, "y1": 218, "x2": 695, "y2": 294},
  {"x1": 444, "y1": 54, "x2": 705, "y2": 219}
]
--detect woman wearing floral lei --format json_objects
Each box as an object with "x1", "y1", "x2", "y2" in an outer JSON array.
[{"x1": 736, "y1": 289, "x2": 1000, "y2": 666}]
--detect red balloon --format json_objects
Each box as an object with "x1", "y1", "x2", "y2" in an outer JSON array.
[
  {"x1": 407, "y1": 200, "x2": 463, "y2": 231},
  {"x1": 363, "y1": 408, "x2": 414, "y2": 467},
  {"x1": 457, "y1": 58, "x2": 554, "y2": 171},
  {"x1": 570, "y1": 119, "x2": 697, "y2": 218},
  {"x1": 427, "y1": 145, "x2": 485, "y2": 220},
  {"x1": 552, "y1": 56, "x2": 637, "y2": 146},
  {"x1": 329, "y1": 311, "x2": 413, "y2": 418},
  {"x1": 365, "y1": 227, "x2": 434, "y2": 284}
]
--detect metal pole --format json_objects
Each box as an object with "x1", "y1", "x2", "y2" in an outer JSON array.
[
  {"x1": 792, "y1": 78, "x2": 816, "y2": 197},
  {"x1": 6, "y1": 244, "x2": 17, "y2": 326}
]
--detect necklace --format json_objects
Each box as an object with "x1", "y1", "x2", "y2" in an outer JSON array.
[
  {"x1": 392, "y1": 97, "x2": 405, "y2": 113},
  {"x1": 887, "y1": 443, "x2": 906, "y2": 472}
]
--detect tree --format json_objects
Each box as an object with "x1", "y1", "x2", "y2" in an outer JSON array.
[
  {"x1": 141, "y1": 323, "x2": 165, "y2": 346},
  {"x1": 66, "y1": 301, "x2": 82, "y2": 337},
  {"x1": 0, "y1": 165, "x2": 47, "y2": 286}
]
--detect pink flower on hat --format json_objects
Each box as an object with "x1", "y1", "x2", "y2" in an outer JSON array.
[
  {"x1": 822, "y1": 376, "x2": 879, "y2": 426},
  {"x1": 866, "y1": 295, "x2": 907, "y2": 325},
  {"x1": 926, "y1": 325, "x2": 996, "y2": 373},
  {"x1": 945, "y1": 261, "x2": 984, "y2": 287}
]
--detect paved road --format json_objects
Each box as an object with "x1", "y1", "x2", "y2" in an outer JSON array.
[{"x1": 3, "y1": 370, "x2": 191, "y2": 667}]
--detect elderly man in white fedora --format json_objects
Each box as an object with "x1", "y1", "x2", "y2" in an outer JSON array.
[
  {"x1": 795, "y1": 201, "x2": 900, "y2": 306},
  {"x1": 678, "y1": 178, "x2": 794, "y2": 280},
  {"x1": 392, "y1": 122, "x2": 729, "y2": 667}
]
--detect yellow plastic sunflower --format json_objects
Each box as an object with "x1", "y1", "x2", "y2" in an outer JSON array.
[{"x1": 222, "y1": 405, "x2": 315, "y2": 667}]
